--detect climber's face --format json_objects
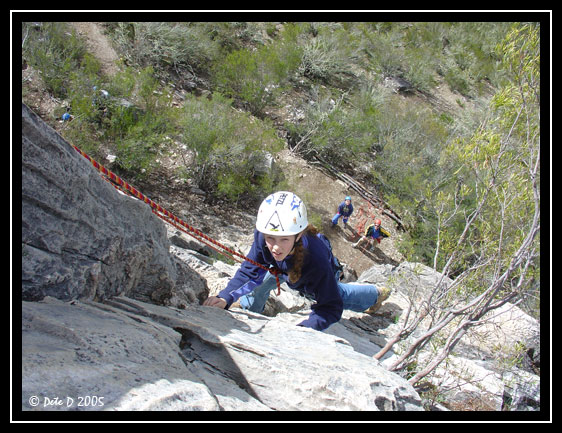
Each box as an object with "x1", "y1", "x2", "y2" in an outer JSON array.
[{"x1": 264, "y1": 233, "x2": 301, "y2": 261}]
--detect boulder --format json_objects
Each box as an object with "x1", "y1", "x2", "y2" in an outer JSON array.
[
  {"x1": 21, "y1": 103, "x2": 207, "y2": 306},
  {"x1": 383, "y1": 76, "x2": 414, "y2": 93}
]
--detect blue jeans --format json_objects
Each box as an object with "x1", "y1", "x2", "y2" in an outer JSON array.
[
  {"x1": 239, "y1": 272, "x2": 378, "y2": 314},
  {"x1": 332, "y1": 214, "x2": 349, "y2": 225},
  {"x1": 239, "y1": 271, "x2": 285, "y2": 312},
  {"x1": 337, "y1": 281, "x2": 379, "y2": 312}
]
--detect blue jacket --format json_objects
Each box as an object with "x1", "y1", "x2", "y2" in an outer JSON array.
[
  {"x1": 366, "y1": 225, "x2": 382, "y2": 239},
  {"x1": 337, "y1": 201, "x2": 354, "y2": 217},
  {"x1": 218, "y1": 230, "x2": 343, "y2": 331}
]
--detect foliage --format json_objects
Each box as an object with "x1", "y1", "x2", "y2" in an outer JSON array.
[
  {"x1": 434, "y1": 22, "x2": 540, "y2": 288},
  {"x1": 108, "y1": 22, "x2": 220, "y2": 79},
  {"x1": 22, "y1": 22, "x2": 88, "y2": 98},
  {"x1": 286, "y1": 87, "x2": 379, "y2": 165},
  {"x1": 23, "y1": 19, "x2": 530, "y2": 225},
  {"x1": 212, "y1": 48, "x2": 277, "y2": 117},
  {"x1": 212, "y1": 24, "x2": 303, "y2": 117},
  {"x1": 298, "y1": 26, "x2": 358, "y2": 87},
  {"x1": 177, "y1": 93, "x2": 285, "y2": 204},
  {"x1": 377, "y1": 22, "x2": 541, "y2": 386},
  {"x1": 65, "y1": 64, "x2": 177, "y2": 178}
]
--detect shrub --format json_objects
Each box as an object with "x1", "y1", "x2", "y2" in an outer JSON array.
[
  {"x1": 109, "y1": 22, "x2": 219, "y2": 79},
  {"x1": 212, "y1": 49, "x2": 275, "y2": 116},
  {"x1": 212, "y1": 27, "x2": 303, "y2": 118},
  {"x1": 62, "y1": 65, "x2": 177, "y2": 179},
  {"x1": 298, "y1": 28, "x2": 358, "y2": 88},
  {"x1": 286, "y1": 84, "x2": 388, "y2": 169},
  {"x1": 177, "y1": 93, "x2": 284, "y2": 204},
  {"x1": 22, "y1": 22, "x2": 88, "y2": 98}
]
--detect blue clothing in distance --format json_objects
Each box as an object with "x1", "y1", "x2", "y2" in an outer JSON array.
[
  {"x1": 332, "y1": 201, "x2": 354, "y2": 225},
  {"x1": 337, "y1": 201, "x2": 354, "y2": 217}
]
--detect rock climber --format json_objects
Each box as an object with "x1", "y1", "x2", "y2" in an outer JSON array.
[
  {"x1": 203, "y1": 191, "x2": 390, "y2": 331},
  {"x1": 331, "y1": 196, "x2": 354, "y2": 228},
  {"x1": 352, "y1": 218, "x2": 389, "y2": 250}
]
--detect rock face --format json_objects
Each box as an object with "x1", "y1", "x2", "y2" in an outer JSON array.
[
  {"x1": 21, "y1": 103, "x2": 207, "y2": 306},
  {"x1": 19, "y1": 103, "x2": 423, "y2": 412},
  {"x1": 22, "y1": 296, "x2": 423, "y2": 411}
]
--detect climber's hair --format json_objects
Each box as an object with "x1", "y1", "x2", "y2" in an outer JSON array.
[{"x1": 288, "y1": 224, "x2": 318, "y2": 284}]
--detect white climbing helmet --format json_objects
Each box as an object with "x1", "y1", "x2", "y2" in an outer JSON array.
[{"x1": 256, "y1": 191, "x2": 308, "y2": 235}]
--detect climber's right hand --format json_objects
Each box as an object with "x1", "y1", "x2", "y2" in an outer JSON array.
[{"x1": 203, "y1": 296, "x2": 227, "y2": 309}]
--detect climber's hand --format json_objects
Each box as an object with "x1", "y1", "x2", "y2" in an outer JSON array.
[{"x1": 203, "y1": 296, "x2": 227, "y2": 309}]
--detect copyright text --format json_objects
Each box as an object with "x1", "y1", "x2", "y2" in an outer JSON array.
[{"x1": 28, "y1": 395, "x2": 104, "y2": 408}]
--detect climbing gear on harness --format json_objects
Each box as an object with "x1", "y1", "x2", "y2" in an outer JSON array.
[
  {"x1": 70, "y1": 144, "x2": 284, "y2": 295},
  {"x1": 255, "y1": 191, "x2": 308, "y2": 236}
]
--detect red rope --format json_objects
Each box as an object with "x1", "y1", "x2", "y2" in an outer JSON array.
[{"x1": 71, "y1": 144, "x2": 282, "y2": 296}]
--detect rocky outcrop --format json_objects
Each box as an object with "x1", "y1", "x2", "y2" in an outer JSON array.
[
  {"x1": 21, "y1": 103, "x2": 207, "y2": 306},
  {"x1": 22, "y1": 296, "x2": 423, "y2": 411}
]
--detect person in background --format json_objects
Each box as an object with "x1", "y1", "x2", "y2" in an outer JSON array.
[
  {"x1": 331, "y1": 196, "x2": 354, "y2": 228},
  {"x1": 203, "y1": 191, "x2": 390, "y2": 331},
  {"x1": 352, "y1": 218, "x2": 388, "y2": 250}
]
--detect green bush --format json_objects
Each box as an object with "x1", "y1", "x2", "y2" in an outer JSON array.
[
  {"x1": 62, "y1": 65, "x2": 177, "y2": 179},
  {"x1": 298, "y1": 27, "x2": 358, "y2": 88},
  {"x1": 177, "y1": 93, "x2": 284, "y2": 204},
  {"x1": 212, "y1": 49, "x2": 274, "y2": 116},
  {"x1": 212, "y1": 26, "x2": 303, "y2": 118},
  {"x1": 109, "y1": 68, "x2": 177, "y2": 176},
  {"x1": 22, "y1": 22, "x2": 88, "y2": 98},
  {"x1": 286, "y1": 83, "x2": 387, "y2": 168},
  {"x1": 108, "y1": 22, "x2": 220, "y2": 79},
  {"x1": 210, "y1": 23, "x2": 309, "y2": 117}
]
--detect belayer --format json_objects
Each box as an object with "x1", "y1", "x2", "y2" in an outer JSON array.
[
  {"x1": 203, "y1": 191, "x2": 390, "y2": 331},
  {"x1": 331, "y1": 196, "x2": 353, "y2": 228},
  {"x1": 352, "y1": 219, "x2": 389, "y2": 250}
]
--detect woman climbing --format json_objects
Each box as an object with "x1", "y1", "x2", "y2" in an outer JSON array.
[{"x1": 203, "y1": 191, "x2": 390, "y2": 331}]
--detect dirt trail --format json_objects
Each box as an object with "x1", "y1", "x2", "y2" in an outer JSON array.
[{"x1": 69, "y1": 22, "x2": 121, "y2": 77}]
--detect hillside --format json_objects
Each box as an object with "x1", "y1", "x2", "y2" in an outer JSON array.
[{"x1": 22, "y1": 21, "x2": 482, "y2": 277}]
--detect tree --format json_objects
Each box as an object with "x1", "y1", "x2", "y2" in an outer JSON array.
[{"x1": 375, "y1": 23, "x2": 541, "y2": 387}]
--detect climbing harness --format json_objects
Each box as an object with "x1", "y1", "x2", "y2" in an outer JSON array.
[{"x1": 70, "y1": 144, "x2": 283, "y2": 296}]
